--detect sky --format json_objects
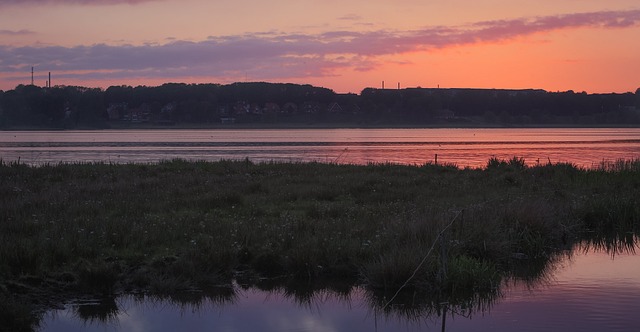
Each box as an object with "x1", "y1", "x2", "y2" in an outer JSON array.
[{"x1": 0, "y1": 0, "x2": 639, "y2": 94}]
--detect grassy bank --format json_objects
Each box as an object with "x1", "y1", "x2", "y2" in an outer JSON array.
[{"x1": 1, "y1": 158, "x2": 639, "y2": 330}]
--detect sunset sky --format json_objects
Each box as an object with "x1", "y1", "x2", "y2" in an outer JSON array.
[{"x1": 1, "y1": 0, "x2": 639, "y2": 93}]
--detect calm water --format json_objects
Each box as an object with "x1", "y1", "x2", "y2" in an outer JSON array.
[
  {"x1": 1, "y1": 128, "x2": 639, "y2": 168},
  {"x1": 40, "y1": 247, "x2": 640, "y2": 332}
]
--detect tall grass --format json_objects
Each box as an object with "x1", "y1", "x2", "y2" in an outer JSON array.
[{"x1": 597, "y1": 158, "x2": 640, "y2": 172}]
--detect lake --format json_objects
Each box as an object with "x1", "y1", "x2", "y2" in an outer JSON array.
[
  {"x1": 1, "y1": 128, "x2": 639, "y2": 168},
  {"x1": 40, "y1": 244, "x2": 640, "y2": 332}
]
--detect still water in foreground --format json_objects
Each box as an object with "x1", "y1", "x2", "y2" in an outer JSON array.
[
  {"x1": 41, "y1": 246, "x2": 640, "y2": 332},
  {"x1": 1, "y1": 128, "x2": 639, "y2": 168}
]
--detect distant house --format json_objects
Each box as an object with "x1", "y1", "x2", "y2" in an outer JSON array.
[
  {"x1": 231, "y1": 101, "x2": 250, "y2": 115},
  {"x1": 125, "y1": 104, "x2": 151, "y2": 123},
  {"x1": 220, "y1": 117, "x2": 236, "y2": 124},
  {"x1": 302, "y1": 102, "x2": 321, "y2": 114},
  {"x1": 263, "y1": 102, "x2": 280, "y2": 114},
  {"x1": 157, "y1": 102, "x2": 176, "y2": 125},
  {"x1": 250, "y1": 103, "x2": 263, "y2": 115},
  {"x1": 327, "y1": 102, "x2": 343, "y2": 113},
  {"x1": 161, "y1": 102, "x2": 176, "y2": 114},
  {"x1": 282, "y1": 102, "x2": 298, "y2": 114},
  {"x1": 107, "y1": 103, "x2": 128, "y2": 121}
]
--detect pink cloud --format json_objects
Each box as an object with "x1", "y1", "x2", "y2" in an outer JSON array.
[{"x1": 337, "y1": 14, "x2": 362, "y2": 21}]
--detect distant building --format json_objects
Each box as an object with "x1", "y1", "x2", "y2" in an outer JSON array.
[
  {"x1": 220, "y1": 117, "x2": 236, "y2": 124},
  {"x1": 327, "y1": 102, "x2": 343, "y2": 113},
  {"x1": 282, "y1": 102, "x2": 298, "y2": 114},
  {"x1": 125, "y1": 104, "x2": 151, "y2": 123},
  {"x1": 107, "y1": 103, "x2": 128, "y2": 121},
  {"x1": 434, "y1": 109, "x2": 455, "y2": 119},
  {"x1": 263, "y1": 102, "x2": 280, "y2": 114}
]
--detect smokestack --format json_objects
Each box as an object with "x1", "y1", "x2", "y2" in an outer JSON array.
[
  {"x1": 382, "y1": 81, "x2": 385, "y2": 89},
  {"x1": 398, "y1": 82, "x2": 400, "y2": 90},
  {"x1": 31, "y1": 67, "x2": 34, "y2": 85},
  {"x1": 48, "y1": 72, "x2": 51, "y2": 88}
]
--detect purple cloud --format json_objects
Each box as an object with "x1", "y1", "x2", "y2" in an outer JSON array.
[
  {"x1": 1, "y1": 9, "x2": 639, "y2": 84},
  {"x1": 0, "y1": 29, "x2": 36, "y2": 35}
]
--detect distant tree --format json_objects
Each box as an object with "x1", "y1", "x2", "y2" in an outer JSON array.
[
  {"x1": 74, "y1": 87, "x2": 107, "y2": 127},
  {"x1": 105, "y1": 85, "x2": 135, "y2": 107},
  {"x1": 483, "y1": 111, "x2": 497, "y2": 123},
  {"x1": 0, "y1": 90, "x2": 4, "y2": 128},
  {"x1": 3, "y1": 85, "x2": 68, "y2": 126},
  {"x1": 2, "y1": 82, "x2": 639, "y2": 128}
]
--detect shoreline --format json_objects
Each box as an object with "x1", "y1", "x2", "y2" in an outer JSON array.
[{"x1": 2, "y1": 121, "x2": 640, "y2": 131}]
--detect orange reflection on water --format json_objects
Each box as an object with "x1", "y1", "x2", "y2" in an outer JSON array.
[{"x1": 1, "y1": 128, "x2": 638, "y2": 168}]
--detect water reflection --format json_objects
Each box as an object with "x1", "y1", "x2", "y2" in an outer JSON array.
[
  {"x1": 41, "y1": 233, "x2": 640, "y2": 332},
  {"x1": 3, "y1": 128, "x2": 640, "y2": 168},
  {"x1": 582, "y1": 234, "x2": 638, "y2": 257},
  {"x1": 54, "y1": 285, "x2": 490, "y2": 332},
  {"x1": 363, "y1": 285, "x2": 501, "y2": 330},
  {"x1": 71, "y1": 298, "x2": 118, "y2": 325}
]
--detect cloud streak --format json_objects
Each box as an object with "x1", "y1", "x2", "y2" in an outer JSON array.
[
  {"x1": 1, "y1": 9, "x2": 639, "y2": 84},
  {"x1": 0, "y1": 29, "x2": 36, "y2": 36}
]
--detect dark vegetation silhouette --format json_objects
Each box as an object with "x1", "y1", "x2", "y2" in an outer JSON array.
[{"x1": 0, "y1": 83, "x2": 639, "y2": 128}]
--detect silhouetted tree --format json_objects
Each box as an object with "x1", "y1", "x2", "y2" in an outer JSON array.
[{"x1": 1, "y1": 83, "x2": 638, "y2": 128}]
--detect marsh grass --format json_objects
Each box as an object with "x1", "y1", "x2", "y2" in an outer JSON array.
[
  {"x1": 1, "y1": 158, "x2": 639, "y2": 329},
  {"x1": 597, "y1": 158, "x2": 640, "y2": 172}
]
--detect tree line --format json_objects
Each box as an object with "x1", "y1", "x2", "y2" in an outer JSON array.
[{"x1": 0, "y1": 82, "x2": 638, "y2": 128}]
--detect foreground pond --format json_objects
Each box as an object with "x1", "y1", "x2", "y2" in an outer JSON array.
[{"x1": 41, "y1": 247, "x2": 640, "y2": 332}]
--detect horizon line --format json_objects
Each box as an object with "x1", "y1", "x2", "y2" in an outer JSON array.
[{"x1": 4, "y1": 80, "x2": 639, "y2": 95}]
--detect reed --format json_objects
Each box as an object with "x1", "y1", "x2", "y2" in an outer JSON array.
[{"x1": 597, "y1": 158, "x2": 640, "y2": 172}]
